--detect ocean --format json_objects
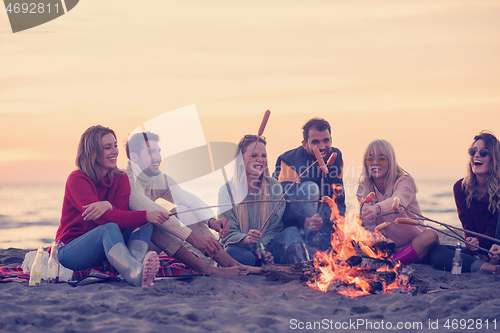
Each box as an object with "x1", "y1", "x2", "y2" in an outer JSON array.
[{"x1": 0, "y1": 178, "x2": 461, "y2": 250}]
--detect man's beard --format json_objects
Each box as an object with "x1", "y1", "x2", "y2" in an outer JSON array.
[
  {"x1": 142, "y1": 166, "x2": 161, "y2": 177},
  {"x1": 308, "y1": 147, "x2": 331, "y2": 161}
]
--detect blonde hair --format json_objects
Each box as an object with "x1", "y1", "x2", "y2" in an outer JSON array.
[
  {"x1": 233, "y1": 136, "x2": 271, "y2": 233},
  {"x1": 462, "y1": 130, "x2": 500, "y2": 213},
  {"x1": 358, "y1": 139, "x2": 414, "y2": 198},
  {"x1": 76, "y1": 125, "x2": 122, "y2": 184}
]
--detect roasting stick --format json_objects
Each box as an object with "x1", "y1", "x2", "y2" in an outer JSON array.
[
  {"x1": 133, "y1": 199, "x2": 325, "y2": 233},
  {"x1": 374, "y1": 219, "x2": 468, "y2": 250},
  {"x1": 312, "y1": 147, "x2": 332, "y2": 248},
  {"x1": 203, "y1": 110, "x2": 271, "y2": 275},
  {"x1": 366, "y1": 196, "x2": 462, "y2": 240},
  {"x1": 392, "y1": 197, "x2": 500, "y2": 246},
  {"x1": 374, "y1": 197, "x2": 499, "y2": 254},
  {"x1": 259, "y1": 160, "x2": 321, "y2": 232}
]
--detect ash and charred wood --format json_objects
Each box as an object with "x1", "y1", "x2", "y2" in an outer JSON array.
[
  {"x1": 346, "y1": 255, "x2": 397, "y2": 270},
  {"x1": 261, "y1": 261, "x2": 321, "y2": 282},
  {"x1": 327, "y1": 280, "x2": 384, "y2": 294},
  {"x1": 349, "y1": 269, "x2": 397, "y2": 285}
]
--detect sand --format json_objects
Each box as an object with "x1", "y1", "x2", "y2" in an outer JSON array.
[{"x1": 1, "y1": 240, "x2": 500, "y2": 333}]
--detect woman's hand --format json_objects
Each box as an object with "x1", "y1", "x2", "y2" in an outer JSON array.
[
  {"x1": 360, "y1": 205, "x2": 378, "y2": 222},
  {"x1": 304, "y1": 213, "x2": 323, "y2": 232},
  {"x1": 465, "y1": 237, "x2": 480, "y2": 252},
  {"x1": 489, "y1": 244, "x2": 500, "y2": 265},
  {"x1": 82, "y1": 201, "x2": 112, "y2": 221},
  {"x1": 147, "y1": 210, "x2": 170, "y2": 225},
  {"x1": 208, "y1": 218, "x2": 230, "y2": 238},
  {"x1": 256, "y1": 247, "x2": 274, "y2": 265},
  {"x1": 240, "y1": 229, "x2": 262, "y2": 246}
]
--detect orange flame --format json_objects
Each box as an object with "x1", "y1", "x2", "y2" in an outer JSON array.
[{"x1": 308, "y1": 196, "x2": 406, "y2": 297}]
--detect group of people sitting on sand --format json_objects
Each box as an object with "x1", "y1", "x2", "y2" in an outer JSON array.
[{"x1": 53, "y1": 117, "x2": 500, "y2": 287}]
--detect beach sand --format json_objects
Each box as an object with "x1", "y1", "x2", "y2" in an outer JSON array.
[{"x1": 1, "y1": 236, "x2": 499, "y2": 333}]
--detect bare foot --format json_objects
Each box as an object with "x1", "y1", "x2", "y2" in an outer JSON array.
[
  {"x1": 480, "y1": 262, "x2": 500, "y2": 275},
  {"x1": 246, "y1": 266, "x2": 263, "y2": 275},
  {"x1": 207, "y1": 266, "x2": 249, "y2": 277}
]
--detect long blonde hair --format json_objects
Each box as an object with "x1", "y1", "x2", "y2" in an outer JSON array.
[
  {"x1": 462, "y1": 130, "x2": 500, "y2": 213},
  {"x1": 358, "y1": 139, "x2": 414, "y2": 199},
  {"x1": 76, "y1": 125, "x2": 122, "y2": 184},
  {"x1": 233, "y1": 136, "x2": 271, "y2": 233}
]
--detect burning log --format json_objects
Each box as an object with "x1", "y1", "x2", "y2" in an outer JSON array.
[
  {"x1": 261, "y1": 261, "x2": 321, "y2": 283},
  {"x1": 346, "y1": 255, "x2": 397, "y2": 271}
]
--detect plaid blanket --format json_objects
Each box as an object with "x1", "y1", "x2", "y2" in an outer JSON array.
[{"x1": 0, "y1": 255, "x2": 201, "y2": 284}]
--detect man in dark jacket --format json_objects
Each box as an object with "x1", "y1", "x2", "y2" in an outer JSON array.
[{"x1": 273, "y1": 118, "x2": 345, "y2": 251}]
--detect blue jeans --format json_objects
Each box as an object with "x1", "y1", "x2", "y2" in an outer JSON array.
[
  {"x1": 283, "y1": 181, "x2": 334, "y2": 252},
  {"x1": 429, "y1": 245, "x2": 485, "y2": 272},
  {"x1": 495, "y1": 214, "x2": 500, "y2": 240},
  {"x1": 226, "y1": 227, "x2": 305, "y2": 266},
  {"x1": 59, "y1": 223, "x2": 153, "y2": 271}
]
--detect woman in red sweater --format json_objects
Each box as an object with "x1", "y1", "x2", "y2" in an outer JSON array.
[{"x1": 55, "y1": 125, "x2": 169, "y2": 287}]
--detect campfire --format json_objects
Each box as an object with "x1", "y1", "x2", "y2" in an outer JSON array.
[
  {"x1": 262, "y1": 195, "x2": 420, "y2": 297},
  {"x1": 304, "y1": 196, "x2": 414, "y2": 297}
]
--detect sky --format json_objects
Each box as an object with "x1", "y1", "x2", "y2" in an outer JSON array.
[{"x1": 1, "y1": 0, "x2": 500, "y2": 188}]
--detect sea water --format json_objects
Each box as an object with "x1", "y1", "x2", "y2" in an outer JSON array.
[{"x1": 0, "y1": 178, "x2": 461, "y2": 250}]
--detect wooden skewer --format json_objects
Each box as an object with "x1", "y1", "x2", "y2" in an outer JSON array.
[
  {"x1": 394, "y1": 199, "x2": 500, "y2": 246},
  {"x1": 204, "y1": 110, "x2": 272, "y2": 275},
  {"x1": 259, "y1": 160, "x2": 320, "y2": 232},
  {"x1": 394, "y1": 217, "x2": 494, "y2": 253}
]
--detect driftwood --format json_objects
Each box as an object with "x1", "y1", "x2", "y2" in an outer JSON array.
[{"x1": 261, "y1": 260, "x2": 321, "y2": 283}]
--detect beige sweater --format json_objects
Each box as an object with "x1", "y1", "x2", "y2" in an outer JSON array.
[
  {"x1": 125, "y1": 161, "x2": 215, "y2": 241},
  {"x1": 357, "y1": 175, "x2": 424, "y2": 251}
]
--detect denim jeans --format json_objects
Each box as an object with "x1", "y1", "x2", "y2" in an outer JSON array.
[
  {"x1": 282, "y1": 181, "x2": 334, "y2": 252},
  {"x1": 495, "y1": 214, "x2": 500, "y2": 240},
  {"x1": 59, "y1": 223, "x2": 153, "y2": 271},
  {"x1": 226, "y1": 226, "x2": 305, "y2": 266},
  {"x1": 429, "y1": 244, "x2": 485, "y2": 273}
]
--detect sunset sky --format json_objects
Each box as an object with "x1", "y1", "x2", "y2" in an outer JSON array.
[{"x1": 1, "y1": 0, "x2": 500, "y2": 189}]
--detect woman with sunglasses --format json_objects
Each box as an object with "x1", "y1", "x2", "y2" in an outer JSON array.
[
  {"x1": 429, "y1": 131, "x2": 500, "y2": 274},
  {"x1": 55, "y1": 125, "x2": 169, "y2": 286},
  {"x1": 218, "y1": 135, "x2": 308, "y2": 266},
  {"x1": 357, "y1": 139, "x2": 439, "y2": 264},
  {"x1": 455, "y1": 131, "x2": 500, "y2": 253}
]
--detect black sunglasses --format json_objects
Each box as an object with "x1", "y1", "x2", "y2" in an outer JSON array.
[
  {"x1": 468, "y1": 147, "x2": 489, "y2": 157},
  {"x1": 243, "y1": 135, "x2": 266, "y2": 142}
]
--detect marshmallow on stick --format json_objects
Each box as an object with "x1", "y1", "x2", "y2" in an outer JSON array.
[
  {"x1": 258, "y1": 110, "x2": 271, "y2": 136},
  {"x1": 364, "y1": 192, "x2": 375, "y2": 204},
  {"x1": 392, "y1": 197, "x2": 400, "y2": 212},
  {"x1": 313, "y1": 146, "x2": 328, "y2": 174},
  {"x1": 374, "y1": 222, "x2": 391, "y2": 232},
  {"x1": 327, "y1": 152, "x2": 337, "y2": 166},
  {"x1": 395, "y1": 218, "x2": 420, "y2": 225}
]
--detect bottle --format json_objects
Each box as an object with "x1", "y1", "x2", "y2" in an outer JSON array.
[
  {"x1": 29, "y1": 247, "x2": 44, "y2": 286},
  {"x1": 451, "y1": 243, "x2": 463, "y2": 275},
  {"x1": 47, "y1": 241, "x2": 60, "y2": 282},
  {"x1": 259, "y1": 243, "x2": 268, "y2": 265}
]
